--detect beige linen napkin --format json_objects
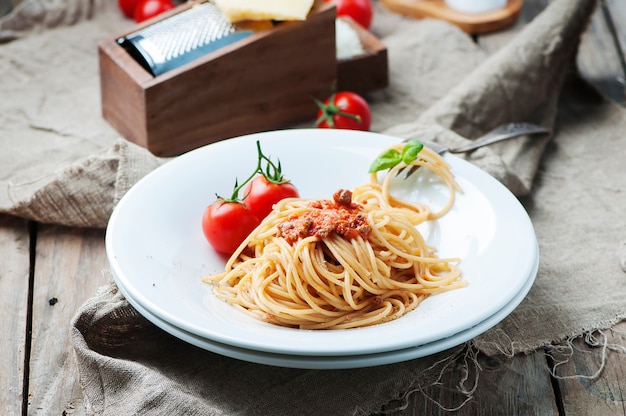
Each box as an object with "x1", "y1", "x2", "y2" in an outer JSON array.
[
  {"x1": 4, "y1": 0, "x2": 626, "y2": 414},
  {"x1": 0, "y1": 0, "x2": 112, "y2": 42}
]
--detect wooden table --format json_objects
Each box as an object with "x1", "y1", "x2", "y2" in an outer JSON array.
[{"x1": 2, "y1": 1, "x2": 625, "y2": 414}]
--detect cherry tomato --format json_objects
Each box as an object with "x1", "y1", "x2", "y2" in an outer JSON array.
[
  {"x1": 202, "y1": 200, "x2": 260, "y2": 255},
  {"x1": 243, "y1": 176, "x2": 300, "y2": 220},
  {"x1": 134, "y1": 0, "x2": 175, "y2": 23},
  {"x1": 118, "y1": 0, "x2": 141, "y2": 18},
  {"x1": 316, "y1": 91, "x2": 371, "y2": 131},
  {"x1": 327, "y1": 0, "x2": 373, "y2": 29}
]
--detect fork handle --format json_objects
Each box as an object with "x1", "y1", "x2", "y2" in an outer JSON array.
[{"x1": 448, "y1": 123, "x2": 550, "y2": 153}]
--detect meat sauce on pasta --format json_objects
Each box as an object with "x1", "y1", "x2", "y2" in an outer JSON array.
[{"x1": 202, "y1": 144, "x2": 465, "y2": 329}]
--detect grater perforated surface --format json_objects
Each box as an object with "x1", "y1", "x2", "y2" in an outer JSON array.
[{"x1": 118, "y1": 2, "x2": 252, "y2": 76}]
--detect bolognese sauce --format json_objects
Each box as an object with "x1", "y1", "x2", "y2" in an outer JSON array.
[{"x1": 277, "y1": 189, "x2": 371, "y2": 244}]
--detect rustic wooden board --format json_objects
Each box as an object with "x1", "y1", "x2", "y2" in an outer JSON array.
[
  {"x1": 27, "y1": 225, "x2": 108, "y2": 415},
  {"x1": 7, "y1": 1, "x2": 625, "y2": 415},
  {"x1": 469, "y1": 351, "x2": 558, "y2": 414},
  {"x1": 551, "y1": 321, "x2": 626, "y2": 415},
  {"x1": 0, "y1": 216, "x2": 30, "y2": 415},
  {"x1": 399, "y1": 349, "x2": 558, "y2": 415}
]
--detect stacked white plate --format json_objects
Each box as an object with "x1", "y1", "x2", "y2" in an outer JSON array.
[{"x1": 106, "y1": 129, "x2": 539, "y2": 369}]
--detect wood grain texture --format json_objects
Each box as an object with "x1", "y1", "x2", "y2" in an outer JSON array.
[
  {"x1": 393, "y1": 349, "x2": 558, "y2": 415},
  {"x1": 0, "y1": 216, "x2": 29, "y2": 415},
  {"x1": 10, "y1": 1, "x2": 626, "y2": 415},
  {"x1": 552, "y1": 322, "x2": 626, "y2": 416},
  {"x1": 99, "y1": 39, "x2": 151, "y2": 149},
  {"x1": 27, "y1": 225, "x2": 108, "y2": 415},
  {"x1": 146, "y1": 2, "x2": 336, "y2": 156}
]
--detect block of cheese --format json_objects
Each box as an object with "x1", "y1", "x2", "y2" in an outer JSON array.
[{"x1": 214, "y1": 0, "x2": 315, "y2": 22}]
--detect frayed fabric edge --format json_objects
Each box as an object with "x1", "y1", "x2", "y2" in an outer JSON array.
[
  {"x1": 474, "y1": 313, "x2": 626, "y2": 357},
  {"x1": 353, "y1": 344, "x2": 481, "y2": 415},
  {"x1": 365, "y1": 325, "x2": 626, "y2": 414},
  {"x1": 545, "y1": 329, "x2": 626, "y2": 381},
  {"x1": 75, "y1": 281, "x2": 626, "y2": 415}
]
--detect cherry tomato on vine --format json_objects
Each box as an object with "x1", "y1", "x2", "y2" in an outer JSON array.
[
  {"x1": 134, "y1": 0, "x2": 175, "y2": 23},
  {"x1": 243, "y1": 176, "x2": 300, "y2": 220},
  {"x1": 326, "y1": 0, "x2": 373, "y2": 29},
  {"x1": 201, "y1": 200, "x2": 260, "y2": 255},
  {"x1": 118, "y1": 0, "x2": 141, "y2": 18},
  {"x1": 201, "y1": 141, "x2": 298, "y2": 255},
  {"x1": 315, "y1": 91, "x2": 371, "y2": 131}
]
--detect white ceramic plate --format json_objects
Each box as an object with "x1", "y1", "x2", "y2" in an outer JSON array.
[
  {"x1": 117, "y1": 243, "x2": 538, "y2": 369},
  {"x1": 106, "y1": 129, "x2": 538, "y2": 356}
]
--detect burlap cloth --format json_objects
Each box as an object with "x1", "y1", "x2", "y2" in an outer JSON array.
[{"x1": 2, "y1": 0, "x2": 626, "y2": 414}]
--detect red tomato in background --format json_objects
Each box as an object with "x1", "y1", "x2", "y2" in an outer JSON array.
[
  {"x1": 201, "y1": 201, "x2": 260, "y2": 255},
  {"x1": 243, "y1": 176, "x2": 300, "y2": 220},
  {"x1": 118, "y1": 0, "x2": 141, "y2": 18},
  {"x1": 134, "y1": 0, "x2": 175, "y2": 23},
  {"x1": 327, "y1": 0, "x2": 373, "y2": 29},
  {"x1": 316, "y1": 91, "x2": 371, "y2": 131}
]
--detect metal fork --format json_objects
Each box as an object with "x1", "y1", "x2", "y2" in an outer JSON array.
[{"x1": 401, "y1": 122, "x2": 550, "y2": 178}]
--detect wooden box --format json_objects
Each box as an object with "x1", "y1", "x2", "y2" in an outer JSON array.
[
  {"x1": 99, "y1": 0, "x2": 337, "y2": 156},
  {"x1": 99, "y1": 1, "x2": 388, "y2": 156}
]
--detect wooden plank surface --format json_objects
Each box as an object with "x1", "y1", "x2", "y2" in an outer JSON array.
[
  {"x1": 4, "y1": 1, "x2": 625, "y2": 415},
  {"x1": 551, "y1": 321, "x2": 626, "y2": 415},
  {"x1": 27, "y1": 225, "x2": 108, "y2": 415},
  {"x1": 401, "y1": 349, "x2": 559, "y2": 415},
  {"x1": 0, "y1": 216, "x2": 30, "y2": 415}
]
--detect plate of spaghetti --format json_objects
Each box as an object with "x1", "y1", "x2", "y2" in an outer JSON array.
[{"x1": 106, "y1": 129, "x2": 538, "y2": 359}]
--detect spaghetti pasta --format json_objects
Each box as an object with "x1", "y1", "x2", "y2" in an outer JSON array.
[{"x1": 202, "y1": 144, "x2": 465, "y2": 329}]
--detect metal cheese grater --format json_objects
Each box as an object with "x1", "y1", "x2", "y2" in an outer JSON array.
[{"x1": 117, "y1": 2, "x2": 253, "y2": 76}]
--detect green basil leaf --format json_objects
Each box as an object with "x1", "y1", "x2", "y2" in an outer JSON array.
[
  {"x1": 401, "y1": 140, "x2": 424, "y2": 165},
  {"x1": 368, "y1": 149, "x2": 402, "y2": 173}
]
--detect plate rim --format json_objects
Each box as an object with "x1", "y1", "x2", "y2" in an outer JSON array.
[
  {"x1": 106, "y1": 128, "x2": 539, "y2": 356},
  {"x1": 116, "y1": 242, "x2": 538, "y2": 369}
]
